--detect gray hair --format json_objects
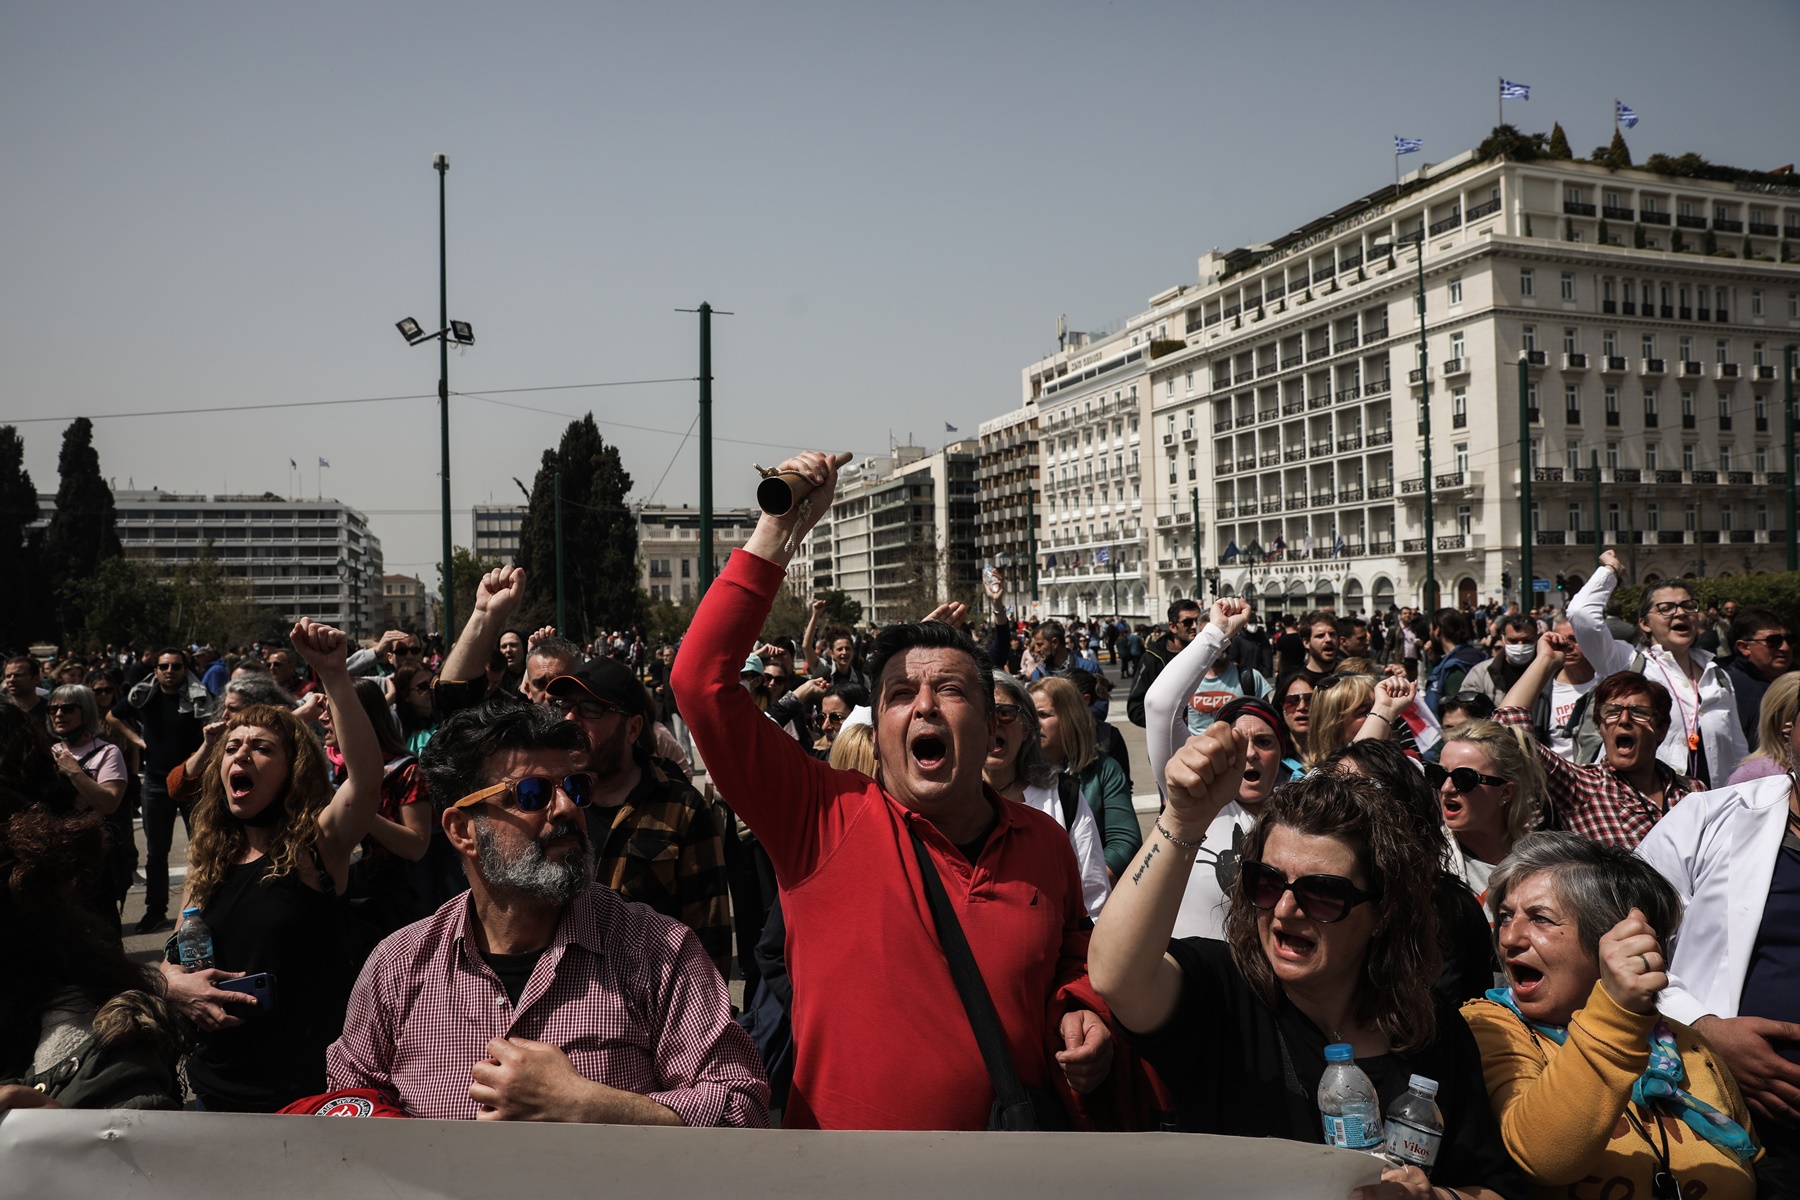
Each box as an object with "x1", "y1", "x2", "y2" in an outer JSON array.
[
  {"x1": 47, "y1": 684, "x2": 101, "y2": 745},
  {"x1": 526, "y1": 637, "x2": 585, "y2": 668},
  {"x1": 218, "y1": 675, "x2": 297, "y2": 716},
  {"x1": 992, "y1": 673, "x2": 1056, "y2": 790},
  {"x1": 1487, "y1": 832, "x2": 1683, "y2": 955}
]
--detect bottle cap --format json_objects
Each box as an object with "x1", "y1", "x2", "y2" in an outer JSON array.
[
  {"x1": 181, "y1": 907, "x2": 202, "y2": 918},
  {"x1": 1408, "y1": 1075, "x2": 1440, "y2": 1097},
  {"x1": 1324, "y1": 1043, "x2": 1354, "y2": 1062}
]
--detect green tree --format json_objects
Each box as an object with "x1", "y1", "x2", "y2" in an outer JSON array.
[
  {"x1": 34, "y1": 418, "x2": 122, "y2": 643},
  {"x1": 164, "y1": 546, "x2": 288, "y2": 648},
  {"x1": 64, "y1": 557, "x2": 172, "y2": 649},
  {"x1": 515, "y1": 415, "x2": 640, "y2": 644},
  {"x1": 1546, "y1": 122, "x2": 1573, "y2": 160},
  {"x1": 1591, "y1": 131, "x2": 1632, "y2": 170},
  {"x1": 0, "y1": 427, "x2": 42, "y2": 646},
  {"x1": 814, "y1": 588, "x2": 863, "y2": 629},
  {"x1": 1476, "y1": 124, "x2": 1547, "y2": 162}
]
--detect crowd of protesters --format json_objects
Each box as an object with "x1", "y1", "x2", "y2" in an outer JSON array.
[{"x1": 3, "y1": 450, "x2": 1798, "y2": 1199}]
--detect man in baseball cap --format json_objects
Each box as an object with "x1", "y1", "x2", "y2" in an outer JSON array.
[{"x1": 546, "y1": 659, "x2": 732, "y2": 978}]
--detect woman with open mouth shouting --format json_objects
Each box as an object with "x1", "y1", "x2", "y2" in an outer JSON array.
[
  {"x1": 157, "y1": 618, "x2": 383, "y2": 1113},
  {"x1": 1090, "y1": 724, "x2": 1525, "y2": 1200},
  {"x1": 1464, "y1": 834, "x2": 1762, "y2": 1199},
  {"x1": 1432, "y1": 721, "x2": 1544, "y2": 910}
]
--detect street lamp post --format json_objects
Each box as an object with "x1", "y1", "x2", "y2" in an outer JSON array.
[{"x1": 395, "y1": 154, "x2": 474, "y2": 641}]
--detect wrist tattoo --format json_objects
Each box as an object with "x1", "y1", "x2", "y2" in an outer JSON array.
[{"x1": 1130, "y1": 841, "x2": 1161, "y2": 885}]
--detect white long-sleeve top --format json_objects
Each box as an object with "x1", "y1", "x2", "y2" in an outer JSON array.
[
  {"x1": 1019, "y1": 782, "x2": 1112, "y2": 920},
  {"x1": 1145, "y1": 624, "x2": 1231, "y2": 797},
  {"x1": 1567, "y1": 566, "x2": 1747, "y2": 783}
]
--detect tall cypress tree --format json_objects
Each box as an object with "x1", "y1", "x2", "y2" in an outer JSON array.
[
  {"x1": 516, "y1": 415, "x2": 639, "y2": 644},
  {"x1": 36, "y1": 417, "x2": 123, "y2": 643},
  {"x1": 1547, "y1": 122, "x2": 1573, "y2": 160},
  {"x1": 0, "y1": 427, "x2": 42, "y2": 645}
]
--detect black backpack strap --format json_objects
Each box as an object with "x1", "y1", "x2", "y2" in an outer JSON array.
[
  {"x1": 907, "y1": 826, "x2": 1035, "y2": 1129},
  {"x1": 1056, "y1": 774, "x2": 1082, "y2": 830}
]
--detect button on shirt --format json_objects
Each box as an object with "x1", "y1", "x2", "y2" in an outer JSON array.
[{"x1": 325, "y1": 884, "x2": 769, "y2": 1126}]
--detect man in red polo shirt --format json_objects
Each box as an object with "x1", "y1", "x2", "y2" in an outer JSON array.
[{"x1": 672, "y1": 450, "x2": 1111, "y2": 1131}]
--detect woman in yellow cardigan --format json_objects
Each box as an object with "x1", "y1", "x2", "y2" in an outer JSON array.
[{"x1": 1462, "y1": 833, "x2": 1762, "y2": 1199}]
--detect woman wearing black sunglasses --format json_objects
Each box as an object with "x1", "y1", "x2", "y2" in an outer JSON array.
[
  {"x1": 1433, "y1": 721, "x2": 1542, "y2": 911},
  {"x1": 1091, "y1": 726, "x2": 1525, "y2": 1200}
]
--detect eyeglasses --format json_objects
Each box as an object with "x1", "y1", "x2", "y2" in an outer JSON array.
[
  {"x1": 1176, "y1": 618, "x2": 1199, "y2": 629},
  {"x1": 821, "y1": 710, "x2": 846, "y2": 725},
  {"x1": 453, "y1": 772, "x2": 597, "y2": 812},
  {"x1": 409, "y1": 683, "x2": 432, "y2": 695},
  {"x1": 554, "y1": 697, "x2": 631, "y2": 721},
  {"x1": 393, "y1": 645, "x2": 423, "y2": 657},
  {"x1": 155, "y1": 663, "x2": 184, "y2": 672},
  {"x1": 994, "y1": 702, "x2": 1023, "y2": 724},
  {"x1": 1742, "y1": 633, "x2": 1792, "y2": 650},
  {"x1": 1647, "y1": 599, "x2": 1700, "y2": 616},
  {"x1": 1239, "y1": 860, "x2": 1381, "y2": 924},
  {"x1": 1425, "y1": 762, "x2": 1509, "y2": 794},
  {"x1": 1281, "y1": 692, "x2": 1314, "y2": 711},
  {"x1": 1599, "y1": 702, "x2": 1657, "y2": 726},
  {"x1": 47, "y1": 703, "x2": 84, "y2": 716}
]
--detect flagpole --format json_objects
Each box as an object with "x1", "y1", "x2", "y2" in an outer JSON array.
[
  {"x1": 1613, "y1": 97, "x2": 1619, "y2": 136},
  {"x1": 1498, "y1": 77, "x2": 1503, "y2": 126}
]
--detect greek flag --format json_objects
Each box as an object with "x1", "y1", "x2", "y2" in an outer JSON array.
[
  {"x1": 1616, "y1": 102, "x2": 1639, "y2": 129},
  {"x1": 1394, "y1": 136, "x2": 1423, "y2": 155},
  {"x1": 944, "y1": 422, "x2": 959, "y2": 433},
  {"x1": 289, "y1": 458, "x2": 297, "y2": 469},
  {"x1": 1335, "y1": 534, "x2": 1347, "y2": 557},
  {"x1": 318, "y1": 457, "x2": 330, "y2": 468},
  {"x1": 1499, "y1": 79, "x2": 1530, "y2": 100},
  {"x1": 1095, "y1": 547, "x2": 1112, "y2": 565}
]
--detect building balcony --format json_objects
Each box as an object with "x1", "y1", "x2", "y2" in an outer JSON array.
[
  {"x1": 1641, "y1": 210, "x2": 1671, "y2": 226},
  {"x1": 1442, "y1": 357, "x2": 1468, "y2": 378},
  {"x1": 1409, "y1": 366, "x2": 1430, "y2": 384},
  {"x1": 1563, "y1": 352, "x2": 1588, "y2": 371},
  {"x1": 1716, "y1": 363, "x2": 1740, "y2": 381},
  {"x1": 1524, "y1": 350, "x2": 1548, "y2": 368},
  {"x1": 1679, "y1": 361, "x2": 1704, "y2": 378},
  {"x1": 1600, "y1": 355, "x2": 1629, "y2": 374},
  {"x1": 1181, "y1": 426, "x2": 1198, "y2": 440},
  {"x1": 1364, "y1": 377, "x2": 1393, "y2": 398},
  {"x1": 1714, "y1": 217, "x2": 1744, "y2": 233},
  {"x1": 1727, "y1": 471, "x2": 1755, "y2": 485},
  {"x1": 1437, "y1": 534, "x2": 1469, "y2": 550},
  {"x1": 1640, "y1": 358, "x2": 1665, "y2": 377},
  {"x1": 1533, "y1": 467, "x2": 1564, "y2": 482},
  {"x1": 1691, "y1": 470, "x2": 1718, "y2": 484},
  {"x1": 1428, "y1": 212, "x2": 1463, "y2": 235},
  {"x1": 1336, "y1": 385, "x2": 1362, "y2": 404},
  {"x1": 1235, "y1": 414, "x2": 1255, "y2": 428},
  {"x1": 1466, "y1": 197, "x2": 1502, "y2": 221},
  {"x1": 1364, "y1": 326, "x2": 1391, "y2": 344},
  {"x1": 1306, "y1": 345, "x2": 1331, "y2": 362},
  {"x1": 1308, "y1": 395, "x2": 1333, "y2": 411},
  {"x1": 1338, "y1": 435, "x2": 1364, "y2": 452},
  {"x1": 1237, "y1": 456, "x2": 1256, "y2": 471},
  {"x1": 1682, "y1": 412, "x2": 1697, "y2": 429},
  {"x1": 1286, "y1": 496, "x2": 1308, "y2": 512},
  {"x1": 1311, "y1": 490, "x2": 1336, "y2": 506},
  {"x1": 1401, "y1": 477, "x2": 1426, "y2": 494},
  {"x1": 1257, "y1": 408, "x2": 1278, "y2": 423},
  {"x1": 1535, "y1": 530, "x2": 1566, "y2": 545},
  {"x1": 1218, "y1": 460, "x2": 1235, "y2": 476},
  {"x1": 1369, "y1": 481, "x2": 1395, "y2": 499},
  {"x1": 1310, "y1": 440, "x2": 1333, "y2": 457},
  {"x1": 1401, "y1": 538, "x2": 1427, "y2": 552},
  {"x1": 1165, "y1": 432, "x2": 1178, "y2": 444},
  {"x1": 1281, "y1": 353, "x2": 1303, "y2": 369},
  {"x1": 1602, "y1": 205, "x2": 1635, "y2": 221},
  {"x1": 1367, "y1": 428, "x2": 1394, "y2": 447},
  {"x1": 1284, "y1": 447, "x2": 1307, "y2": 462},
  {"x1": 1260, "y1": 452, "x2": 1281, "y2": 467},
  {"x1": 1282, "y1": 399, "x2": 1307, "y2": 415},
  {"x1": 1563, "y1": 201, "x2": 1597, "y2": 217},
  {"x1": 1338, "y1": 487, "x2": 1364, "y2": 503},
  {"x1": 1752, "y1": 364, "x2": 1777, "y2": 382}
]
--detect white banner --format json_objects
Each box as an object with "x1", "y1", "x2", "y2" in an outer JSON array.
[{"x1": 0, "y1": 1109, "x2": 1386, "y2": 1200}]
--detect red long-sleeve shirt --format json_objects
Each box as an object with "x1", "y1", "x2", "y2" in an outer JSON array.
[{"x1": 673, "y1": 550, "x2": 1090, "y2": 1130}]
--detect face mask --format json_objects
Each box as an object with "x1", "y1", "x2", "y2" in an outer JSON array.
[{"x1": 1504, "y1": 643, "x2": 1536, "y2": 666}]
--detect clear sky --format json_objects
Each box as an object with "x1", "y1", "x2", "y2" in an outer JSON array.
[{"x1": 4, "y1": 0, "x2": 1795, "y2": 587}]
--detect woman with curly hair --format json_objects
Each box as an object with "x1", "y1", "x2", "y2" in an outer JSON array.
[
  {"x1": 1090, "y1": 725, "x2": 1526, "y2": 1199},
  {"x1": 0, "y1": 799, "x2": 186, "y2": 1113},
  {"x1": 156, "y1": 619, "x2": 382, "y2": 1112}
]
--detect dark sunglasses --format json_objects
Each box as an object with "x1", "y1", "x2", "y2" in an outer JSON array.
[
  {"x1": 994, "y1": 702, "x2": 1023, "y2": 725},
  {"x1": 155, "y1": 662, "x2": 184, "y2": 671},
  {"x1": 47, "y1": 703, "x2": 84, "y2": 716},
  {"x1": 1281, "y1": 691, "x2": 1313, "y2": 711},
  {"x1": 554, "y1": 697, "x2": 631, "y2": 721},
  {"x1": 1741, "y1": 633, "x2": 1792, "y2": 649},
  {"x1": 1425, "y1": 762, "x2": 1508, "y2": 794},
  {"x1": 453, "y1": 772, "x2": 597, "y2": 812},
  {"x1": 393, "y1": 645, "x2": 423, "y2": 657},
  {"x1": 1240, "y1": 859, "x2": 1381, "y2": 924}
]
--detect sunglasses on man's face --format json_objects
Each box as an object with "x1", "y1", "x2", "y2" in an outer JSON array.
[
  {"x1": 1741, "y1": 633, "x2": 1792, "y2": 650},
  {"x1": 156, "y1": 663, "x2": 184, "y2": 672},
  {"x1": 1425, "y1": 762, "x2": 1508, "y2": 794},
  {"x1": 1239, "y1": 859, "x2": 1381, "y2": 924},
  {"x1": 394, "y1": 645, "x2": 423, "y2": 657},
  {"x1": 453, "y1": 772, "x2": 597, "y2": 813},
  {"x1": 554, "y1": 697, "x2": 631, "y2": 721}
]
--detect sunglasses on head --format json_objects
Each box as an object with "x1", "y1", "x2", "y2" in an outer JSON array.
[
  {"x1": 1239, "y1": 859, "x2": 1381, "y2": 923},
  {"x1": 1425, "y1": 762, "x2": 1508, "y2": 794},
  {"x1": 453, "y1": 772, "x2": 597, "y2": 812}
]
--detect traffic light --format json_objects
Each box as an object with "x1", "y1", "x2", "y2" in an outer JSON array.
[{"x1": 1555, "y1": 573, "x2": 1567, "y2": 591}]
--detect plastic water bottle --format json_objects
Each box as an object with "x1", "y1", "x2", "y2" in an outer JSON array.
[
  {"x1": 176, "y1": 907, "x2": 214, "y2": 972},
  {"x1": 1317, "y1": 1043, "x2": 1384, "y2": 1151},
  {"x1": 1381, "y1": 1075, "x2": 1445, "y2": 1174}
]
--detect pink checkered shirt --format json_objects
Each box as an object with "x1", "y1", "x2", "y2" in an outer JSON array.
[{"x1": 326, "y1": 884, "x2": 768, "y2": 1126}]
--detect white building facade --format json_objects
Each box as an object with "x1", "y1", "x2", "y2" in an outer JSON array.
[{"x1": 1019, "y1": 152, "x2": 1800, "y2": 620}]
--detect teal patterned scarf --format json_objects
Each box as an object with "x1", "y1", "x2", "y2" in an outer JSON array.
[{"x1": 1485, "y1": 988, "x2": 1757, "y2": 1164}]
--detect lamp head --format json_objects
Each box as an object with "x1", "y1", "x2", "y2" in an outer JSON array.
[
  {"x1": 396, "y1": 317, "x2": 425, "y2": 344},
  {"x1": 450, "y1": 321, "x2": 475, "y2": 345}
]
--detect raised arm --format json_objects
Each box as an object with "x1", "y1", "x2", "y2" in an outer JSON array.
[
  {"x1": 1089, "y1": 721, "x2": 1243, "y2": 1035},
  {"x1": 801, "y1": 598, "x2": 827, "y2": 675},
  {"x1": 1145, "y1": 599, "x2": 1244, "y2": 793},
  {"x1": 439, "y1": 567, "x2": 527, "y2": 685},
  {"x1": 1502, "y1": 629, "x2": 1567, "y2": 712},
  {"x1": 293, "y1": 620, "x2": 384, "y2": 883},
  {"x1": 1567, "y1": 552, "x2": 1634, "y2": 678}
]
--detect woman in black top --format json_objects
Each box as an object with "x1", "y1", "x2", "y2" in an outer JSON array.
[
  {"x1": 157, "y1": 619, "x2": 382, "y2": 1111},
  {"x1": 1090, "y1": 725, "x2": 1526, "y2": 1200}
]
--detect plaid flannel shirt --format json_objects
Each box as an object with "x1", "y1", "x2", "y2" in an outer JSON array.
[
  {"x1": 1495, "y1": 705, "x2": 1693, "y2": 849},
  {"x1": 589, "y1": 753, "x2": 732, "y2": 978}
]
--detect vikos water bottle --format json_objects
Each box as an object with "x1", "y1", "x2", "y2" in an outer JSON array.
[
  {"x1": 177, "y1": 907, "x2": 215, "y2": 972},
  {"x1": 1317, "y1": 1043, "x2": 1384, "y2": 1150},
  {"x1": 1381, "y1": 1075, "x2": 1445, "y2": 1174}
]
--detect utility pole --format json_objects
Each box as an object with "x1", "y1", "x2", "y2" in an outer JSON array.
[
  {"x1": 1592, "y1": 449, "x2": 1603, "y2": 567},
  {"x1": 1518, "y1": 355, "x2": 1533, "y2": 608},
  {"x1": 1416, "y1": 246, "x2": 1435, "y2": 610},
  {"x1": 1787, "y1": 343, "x2": 1797, "y2": 572},
  {"x1": 1191, "y1": 488, "x2": 1202, "y2": 596},
  {"x1": 554, "y1": 471, "x2": 565, "y2": 634},
  {"x1": 436, "y1": 154, "x2": 454, "y2": 641},
  {"x1": 1027, "y1": 484, "x2": 1039, "y2": 601},
  {"x1": 679, "y1": 303, "x2": 733, "y2": 594}
]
